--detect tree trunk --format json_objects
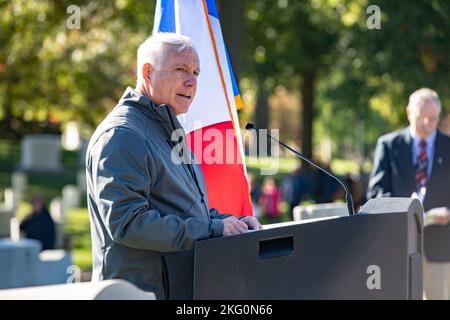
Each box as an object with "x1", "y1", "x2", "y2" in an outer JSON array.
[
  {"x1": 255, "y1": 81, "x2": 269, "y2": 130},
  {"x1": 216, "y1": 0, "x2": 244, "y2": 79},
  {"x1": 301, "y1": 70, "x2": 316, "y2": 160},
  {"x1": 255, "y1": 79, "x2": 270, "y2": 156},
  {"x1": 0, "y1": 79, "x2": 16, "y2": 139},
  {"x1": 3, "y1": 80, "x2": 13, "y2": 123}
]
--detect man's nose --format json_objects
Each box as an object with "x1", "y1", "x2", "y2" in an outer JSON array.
[
  {"x1": 184, "y1": 74, "x2": 196, "y2": 87},
  {"x1": 184, "y1": 76, "x2": 197, "y2": 87}
]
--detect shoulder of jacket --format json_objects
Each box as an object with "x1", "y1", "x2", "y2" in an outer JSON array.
[
  {"x1": 88, "y1": 126, "x2": 146, "y2": 158},
  {"x1": 438, "y1": 129, "x2": 450, "y2": 142},
  {"x1": 88, "y1": 105, "x2": 152, "y2": 150},
  {"x1": 378, "y1": 128, "x2": 407, "y2": 145}
]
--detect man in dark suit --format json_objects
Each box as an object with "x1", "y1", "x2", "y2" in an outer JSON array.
[{"x1": 367, "y1": 88, "x2": 450, "y2": 299}]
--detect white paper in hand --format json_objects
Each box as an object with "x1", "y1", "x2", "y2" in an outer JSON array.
[{"x1": 424, "y1": 207, "x2": 450, "y2": 226}]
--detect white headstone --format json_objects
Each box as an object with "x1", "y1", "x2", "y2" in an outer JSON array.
[
  {"x1": 61, "y1": 121, "x2": 81, "y2": 151},
  {"x1": 62, "y1": 185, "x2": 80, "y2": 210},
  {"x1": 0, "y1": 239, "x2": 72, "y2": 289},
  {"x1": 3, "y1": 188, "x2": 19, "y2": 211},
  {"x1": 11, "y1": 171, "x2": 27, "y2": 193},
  {"x1": 0, "y1": 209, "x2": 14, "y2": 238},
  {"x1": 293, "y1": 202, "x2": 348, "y2": 221},
  {"x1": 50, "y1": 197, "x2": 64, "y2": 223},
  {"x1": 0, "y1": 239, "x2": 42, "y2": 288},
  {"x1": 10, "y1": 218, "x2": 20, "y2": 242},
  {"x1": 21, "y1": 134, "x2": 63, "y2": 172},
  {"x1": 76, "y1": 170, "x2": 86, "y2": 193},
  {"x1": 50, "y1": 197, "x2": 66, "y2": 249}
]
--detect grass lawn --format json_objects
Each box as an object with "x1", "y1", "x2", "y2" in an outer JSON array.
[{"x1": 64, "y1": 208, "x2": 92, "y2": 271}]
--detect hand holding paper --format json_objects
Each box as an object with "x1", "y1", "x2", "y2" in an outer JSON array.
[{"x1": 424, "y1": 207, "x2": 450, "y2": 226}]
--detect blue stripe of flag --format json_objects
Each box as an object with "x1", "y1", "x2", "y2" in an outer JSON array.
[
  {"x1": 205, "y1": 0, "x2": 219, "y2": 19},
  {"x1": 156, "y1": 0, "x2": 176, "y2": 32}
]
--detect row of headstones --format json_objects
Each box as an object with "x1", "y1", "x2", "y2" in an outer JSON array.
[
  {"x1": 49, "y1": 182, "x2": 85, "y2": 248},
  {"x1": 1, "y1": 171, "x2": 85, "y2": 208},
  {"x1": 0, "y1": 238, "x2": 73, "y2": 289},
  {"x1": 0, "y1": 132, "x2": 86, "y2": 290},
  {"x1": 1, "y1": 133, "x2": 88, "y2": 242},
  {"x1": 0, "y1": 170, "x2": 87, "y2": 248},
  {"x1": 0, "y1": 171, "x2": 26, "y2": 239}
]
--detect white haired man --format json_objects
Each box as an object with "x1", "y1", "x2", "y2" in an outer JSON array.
[
  {"x1": 367, "y1": 88, "x2": 450, "y2": 299},
  {"x1": 86, "y1": 33, "x2": 261, "y2": 300}
]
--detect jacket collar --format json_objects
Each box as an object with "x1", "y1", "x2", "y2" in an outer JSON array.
[
  {"x1": 402, "y1": 127, "x2": 412, "y2": 145},
  {"x1": 118, "y1": 87, "x2": 183, "y2": 130},
  {"x1": 408, "y1": 126, "x2": 437, "y2": 149}
]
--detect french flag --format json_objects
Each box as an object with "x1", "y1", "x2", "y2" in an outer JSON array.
[{"x1": 153, "y1": 0, "x2": 253, "y2": 216}]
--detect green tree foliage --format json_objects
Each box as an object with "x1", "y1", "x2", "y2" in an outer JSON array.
[
  {"x1": 322, "y1": 0, "x2": 450, "y2": 156},
  {"x1": 1, "y1": 0, "x2": 449, "y2": 163},
  {"x1": 244, "y1": 0, "x2": 347, "y2": 158},
  {"x1": 0, "y1": 0, "x2": 155, "y2": 139},
  {"x1": 242, "y1": 0, "x2": 450, "y2": 161}
]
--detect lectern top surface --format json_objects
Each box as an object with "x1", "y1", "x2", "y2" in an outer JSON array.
[{"x1": 262, "y1": 216, "x2": 341, "y2": 230}]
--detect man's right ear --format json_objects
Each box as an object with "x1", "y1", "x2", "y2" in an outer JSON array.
[{"x1": 142, "y1": 63, "x2": 153, "y2": 80}]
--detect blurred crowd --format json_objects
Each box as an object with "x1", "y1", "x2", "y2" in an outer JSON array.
[{"x1": 248, "y1": 163, "x2": 368, "y2": 223}]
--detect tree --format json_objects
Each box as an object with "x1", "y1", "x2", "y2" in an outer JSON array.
[
  {"x1": 324, "y1": 0, "x2": 450, "y2": 159},
  {"x1": 0, "y1": 0, "x2": 155, "y2": 139},
  {"x1": 244, "y1": 0, "x2": 342, "y2": 159},
  {"x1": 217, "y1": 0, "x2": 245, "y2": 78}
]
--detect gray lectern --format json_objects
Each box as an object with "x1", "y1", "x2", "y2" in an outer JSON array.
[
  {"x1": 193, "y1": 198, "x2": 423, "y2": 299},
  {"x1": 424, "y1": 224, "x2": 450, "y2": 262}
]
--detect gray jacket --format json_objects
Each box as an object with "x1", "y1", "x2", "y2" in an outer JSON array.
[{"x1": 86, "y1": 87, "x2": 230, "y2": 299}]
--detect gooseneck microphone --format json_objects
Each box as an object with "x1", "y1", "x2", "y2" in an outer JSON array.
[{"x1": 245, "y1": 122, "x2": 355, "y2": 216}]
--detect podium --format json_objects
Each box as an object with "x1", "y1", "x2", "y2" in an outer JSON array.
[
  {"x1": 194, "y1": 198, "x2": 423, "y2": 299},
  {"x1": 424, "y1": 224, "x2": 450, "y2": 262}
]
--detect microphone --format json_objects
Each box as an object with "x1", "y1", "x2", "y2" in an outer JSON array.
[{"x1": 245, "y1": 122, "x2": 355, "y2": 216}]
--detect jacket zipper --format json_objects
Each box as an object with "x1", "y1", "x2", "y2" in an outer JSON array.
[{"x1": 165, "y1": 107, "x2": 210, "y2": 216}]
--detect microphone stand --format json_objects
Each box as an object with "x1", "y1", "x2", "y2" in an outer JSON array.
[{"x1": 245, "y1": 123, "x2": 355, "y2": 216}]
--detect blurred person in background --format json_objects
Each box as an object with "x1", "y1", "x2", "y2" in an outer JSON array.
[
  {"x1": 20, "y1": 195, "x2": 55, "y2": 251},
  {"x1": 259, "y1": 177, "x2": 281, "y2": 223},
  {"x1": 367, "y1": 88, "x2": 450, "y2": 299}
]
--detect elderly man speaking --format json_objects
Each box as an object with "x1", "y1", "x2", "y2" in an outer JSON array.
[{"x1": 86, "y1": 33, "x2": 261, "y2": 300}]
